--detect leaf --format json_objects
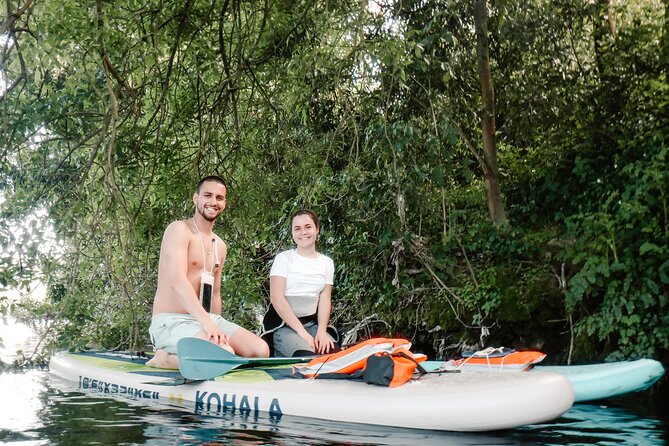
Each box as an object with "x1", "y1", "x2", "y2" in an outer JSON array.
[
  {"x1": 659, "y1": 259, "x2": 669, "y2": 285},
  {"x1": 639, "y1": 242, "x2": 662, "y2": 255}
]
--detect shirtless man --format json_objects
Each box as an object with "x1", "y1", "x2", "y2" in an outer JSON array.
[{"x1": 146, "y1": 175, "x2": 269, "y2": 369}]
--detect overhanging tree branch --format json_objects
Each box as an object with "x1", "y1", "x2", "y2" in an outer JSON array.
[
  {"x1": 142, "y1": 0, "x2": 194, "y2": 138},
  {"x1": 0, "y1": 0, "x2": 34, "y2": 35},
  {"x1": 0, "y1": 32, "x2": 27, "y2": 102}
]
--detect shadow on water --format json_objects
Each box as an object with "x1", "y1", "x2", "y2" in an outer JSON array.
[{"x1": 0, "y1": 369, "x2": 664, "y2": 446}]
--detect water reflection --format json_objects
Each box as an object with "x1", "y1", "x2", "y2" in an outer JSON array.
[
  {"x1": 0, "y1": 370, "x2": 48, "y2": 445},
  {"x1": 0, "y1": 317, "x2": 40, "y2": 364},
  {"x1": 40, "y1": 391, "x2": 154, "y2": 445},
  {"x1": 0, "y1": 371, "x2": 661, "y2": 445}
]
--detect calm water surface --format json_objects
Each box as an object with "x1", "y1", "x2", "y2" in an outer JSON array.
[{"x1": 1, "y1": 319, "x2": 667, "y2": 445}]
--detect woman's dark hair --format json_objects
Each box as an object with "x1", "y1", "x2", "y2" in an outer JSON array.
[{"x1": 291, "y1": 209, "x2": 320, "y2": 229}]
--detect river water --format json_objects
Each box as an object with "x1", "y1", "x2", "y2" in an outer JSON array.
[{"x1": 1, "y1": 319, "x2": 667, "y2": 445}]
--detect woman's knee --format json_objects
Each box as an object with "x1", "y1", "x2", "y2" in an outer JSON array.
[{"x1": 273, "y1": 331, "x2": 313, "y2": 357}]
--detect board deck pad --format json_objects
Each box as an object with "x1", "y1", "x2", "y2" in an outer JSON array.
[{"x1": 68, "y1": 351, "x2": 303, "y2": 382}]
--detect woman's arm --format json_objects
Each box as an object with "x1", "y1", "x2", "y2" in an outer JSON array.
[{"x1": 314, "y1": 284, "x2": 334, "y2": 354}]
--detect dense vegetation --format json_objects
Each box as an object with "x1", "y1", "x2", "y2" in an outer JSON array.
[{"x1": 1, "y1": 0, "x2": 667, "y2": 367}]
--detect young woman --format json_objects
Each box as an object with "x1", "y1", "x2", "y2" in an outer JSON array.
[{"x1": 262, "y1": 210, "x2": 340, "y2": 357}]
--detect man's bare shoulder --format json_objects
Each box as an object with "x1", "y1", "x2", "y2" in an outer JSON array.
[
  {"x1": 162, "y1": 220, "x2": 196, "y2": 244},
  {"x1": 164, "y1": 219, "x2": 194, "y2": 234}
]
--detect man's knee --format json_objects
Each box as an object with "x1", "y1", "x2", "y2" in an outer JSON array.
[
  {"x1": 255, "y1": 339, "x2": 270, "y2": 358},
  {"x1": 245, "y1": 337, "x2": 270, "y2": 358},
  {"x1": 230, "y1": 331, "x2": 270, "y2": 358}
]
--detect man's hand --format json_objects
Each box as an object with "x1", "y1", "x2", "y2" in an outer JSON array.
[{"x1": 202, "y1": 320, "x2": 229, "y2": 346}]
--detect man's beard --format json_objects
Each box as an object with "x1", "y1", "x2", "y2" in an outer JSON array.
[{"x1": 197, "y1": 203, "x2": 220, "y2": 222}]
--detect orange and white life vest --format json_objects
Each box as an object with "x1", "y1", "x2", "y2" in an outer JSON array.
[
  {"x1": 443, "y1": 347, "x2": 546, "y2": 372},
  {"x1": 293, "y1": 337, "x2": 426, "y2": 378}
]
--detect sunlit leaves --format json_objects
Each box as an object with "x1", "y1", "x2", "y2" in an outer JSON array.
[{"x1": 1, "y1": 0, "x2": 667, "y2": 362}]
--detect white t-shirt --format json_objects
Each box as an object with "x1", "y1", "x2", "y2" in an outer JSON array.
[{"x1": 270, "y1": 249, "x2": 335, "y2": 317}]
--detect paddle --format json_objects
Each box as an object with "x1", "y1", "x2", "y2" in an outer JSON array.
[{"x1": 177, "y1": 337, "x2": 314, "y2": 380}]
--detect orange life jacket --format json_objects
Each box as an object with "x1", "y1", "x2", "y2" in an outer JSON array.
[
  {"x1": 293, "y1": 337, "x2": 426, "y2": 379},
  {"x1": 447, "y1": 347, "x2": 546, "y2": 371},
  {"x1": 362, "y1": 347, "x2": 428, "y2": 387}
]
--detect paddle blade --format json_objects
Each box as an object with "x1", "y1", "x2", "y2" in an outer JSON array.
[
  {"x1": 177, "y1": 338, "x2": 242, "y2": 380},
  {"x1": 177, "y1": 337, "x2": 318, "y2": 380}
]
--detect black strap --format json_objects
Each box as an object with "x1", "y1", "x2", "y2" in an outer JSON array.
[
  {"x1": 261, "y1": 303, "x2": 341, "y2": 343},
  {"x1": 262, "y1": 304, "x2": 319, "y2": 332}
]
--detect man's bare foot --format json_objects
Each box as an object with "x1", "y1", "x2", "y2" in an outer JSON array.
[{"x1": 146, "y1": 349, "x2": 179, "y2": 369}]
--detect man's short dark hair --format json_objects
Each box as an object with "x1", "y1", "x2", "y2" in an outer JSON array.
[{"x1": 196, "y1": 175, "x2": 227, "y2": 193}]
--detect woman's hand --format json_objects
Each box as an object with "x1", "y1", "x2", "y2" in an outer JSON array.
[
  {"x1": 298, "y1": 329, "x2": 316, "y2": 352},
  {"x1": 314, "y1": 330, "x2": 334, "y2": 354}
]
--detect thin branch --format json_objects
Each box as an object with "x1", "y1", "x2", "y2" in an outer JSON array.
[
  {"x1": 28, "y1": 221, "x2": 81, "y2": 360},
  {"x1": 0, "y1": 32, "x2": 27, "y2": 102},
  {"x1": 552, "y1": 262, "x2": 575, "y2": 365},
  {"x1": 450, "y1": 116, "x2": 490, "y2": 177},
  {"x1": 142, "y1": 0, "x2": 194, "y2": 138},
  {"x1": 0, "y1": 0, "x2": 35, "y2": 35},
  {"x1": 409, "y1": 239, "x2": 486, "y2": 331},
  {"x1": 218, "y1": 0, "x2": 232, "y2": 75}
]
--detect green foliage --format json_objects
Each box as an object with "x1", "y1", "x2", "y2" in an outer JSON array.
[
  {"x1": 1, "y1": 0, "x2": 667, "y2": 364},
  {"x1": 561, "y1": 139, "x2": 669, "y2": 359}
]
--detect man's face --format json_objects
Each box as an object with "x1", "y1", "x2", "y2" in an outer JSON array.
[{"x1": 193, "y1": 181, "x2": 227, "y2": 222}]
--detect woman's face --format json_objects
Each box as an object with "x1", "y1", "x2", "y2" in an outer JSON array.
[{"x1": 291, "y1": 214, "x2": 319, "y2": 249}]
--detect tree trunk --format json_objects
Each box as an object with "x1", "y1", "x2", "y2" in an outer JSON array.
[
  {"x1": 663, "y1": 0, "x2": 669, "y2": 80},
  {"x1": 473, "y1": 0, "x2": 508, "y2": 226}
]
